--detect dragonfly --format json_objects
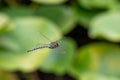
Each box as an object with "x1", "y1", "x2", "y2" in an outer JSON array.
[{"x1": 27, "y1": 32, "x2": 60, "y2": 52}]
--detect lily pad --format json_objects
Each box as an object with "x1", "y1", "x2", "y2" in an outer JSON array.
[
  {"x1": 72, "y1": 2, "x2": 103, "y2": 28},
  {"x1": 71, "y1": 42, "x2": 120, "y2": 79},
  {"x1": 89, "y1": 12, "x2": 120, "y2": 42},
  {"x1": 34, "y1": 5, "x2": 75, "y2": 34},
  {"x1": 0, "y1": 71, "x2": 18, "y2": 80},
  {"x1": 78, "y1": 0, "x2": 116, "y2": 9},
  {"x1": 2, "y1": 7, "x2": 34, "y2": 18},
  {"x1": 32, "y1": 0, "x2": 66, "y2": 4},
  {"x1": 0, "y1": 17, "x2": 62, "y2": 72},
  {"x1": 2, "y1": 5, "x2": 75, "y2": 34},
  {"x1": 0, "y1": 13, "x2": 14, "y2": 34}
]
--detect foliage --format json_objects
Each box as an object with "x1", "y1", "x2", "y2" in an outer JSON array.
[{"x1": 0, "y1": 0, "x2": 120, "y2": 80}]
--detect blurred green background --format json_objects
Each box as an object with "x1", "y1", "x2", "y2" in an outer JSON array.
[{"x1": 0, "y1": 0, "x2": 120, "y2": 80}]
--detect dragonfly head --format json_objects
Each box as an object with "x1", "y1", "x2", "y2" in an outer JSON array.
[{"x1": 48, "y1": 42, "x2": 59, "y2": 49}]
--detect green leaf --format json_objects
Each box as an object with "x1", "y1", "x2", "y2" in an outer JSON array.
[
  {"x1": 0, "y1": 71, "x2": 18, "y2": 80},
  {"x1": 79, "y1": 73, "x2": 120, "y2": 80},
  {"x1": 32, "y1": 0, "x2": 66, "y2": 4},
  {"x1": 78, "y1": 0, "x2": 116, "y2": 9},
  {"x1": 34, "y1": 5, "x2": 76, "y2": 34},
  {"x1": 0, "y1": 17, "x2": 62, "y2": 72},
  {"x1": 0, "y1": 36, "x2": 20, "y2": 52},
  {"x1": 72, "y1": 2, "x2": 103, "y2": 28},
  {"x1": 0, "y1": 13, "x2": 14, "y2": 34},
  {"x1": 71, "y1": 43, "x2": 120, "y2": 79},
  {"x1": 39, "y1": 38, "x2": 76, "y2": 75},
  {"x1": 89, "y1": 12, "x2": 120, "y2": 42},
  {"x1": 2, "y1": 6, "x2": 75, "y2": 34},
  {"x1": 2, "y1": 7, "x2": 34, "y2": 18}
]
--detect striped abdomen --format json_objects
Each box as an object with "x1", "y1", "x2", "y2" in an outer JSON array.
[{"x1": 27, "y1": 45, "x2": 48, "y2": 52}]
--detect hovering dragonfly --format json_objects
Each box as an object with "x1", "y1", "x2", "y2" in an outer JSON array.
[{"x1": 27, "y1": 32, "x2": 60, "y2": 52}]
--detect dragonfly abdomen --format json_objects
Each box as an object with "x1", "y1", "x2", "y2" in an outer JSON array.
[{"x1": 27, "y1": 45, "x2": 48, "y2": 52}]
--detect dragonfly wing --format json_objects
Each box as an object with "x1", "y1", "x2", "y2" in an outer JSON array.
[
  {"x1": 38, "y1": 32, "x2": 52, "y2": 43},
  {"x1": 35, "y1": 43, "x2": 49, "y2": 48}
]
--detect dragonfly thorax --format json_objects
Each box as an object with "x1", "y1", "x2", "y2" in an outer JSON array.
[{"x1": 48, "y1": 42, "x2": 59, "y2": 49}]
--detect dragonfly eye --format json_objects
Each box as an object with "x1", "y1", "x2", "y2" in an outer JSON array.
[
  {"x1": 56, "y1": 43, "x2": 59, "y2": 46},
  {"x1": 48, "y1": 42, "x2": 59, "y2": 49},
  {"x1": 48, "y1": 45, "x2": 52, "y2": 48}
]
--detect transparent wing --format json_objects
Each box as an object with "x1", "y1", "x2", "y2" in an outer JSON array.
[
  {"x1": 35, "y1": 43, "x2": 49, "y2": 48},
  {"x1": 55, "y1": 37, "x2": 66, "y2": 43},
  {"x1": 35, "y1": 32, "x2": 52, "y2": 47},
  {"x1": 38, "y1": 32, "x2": 52, "y2": 43}
]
